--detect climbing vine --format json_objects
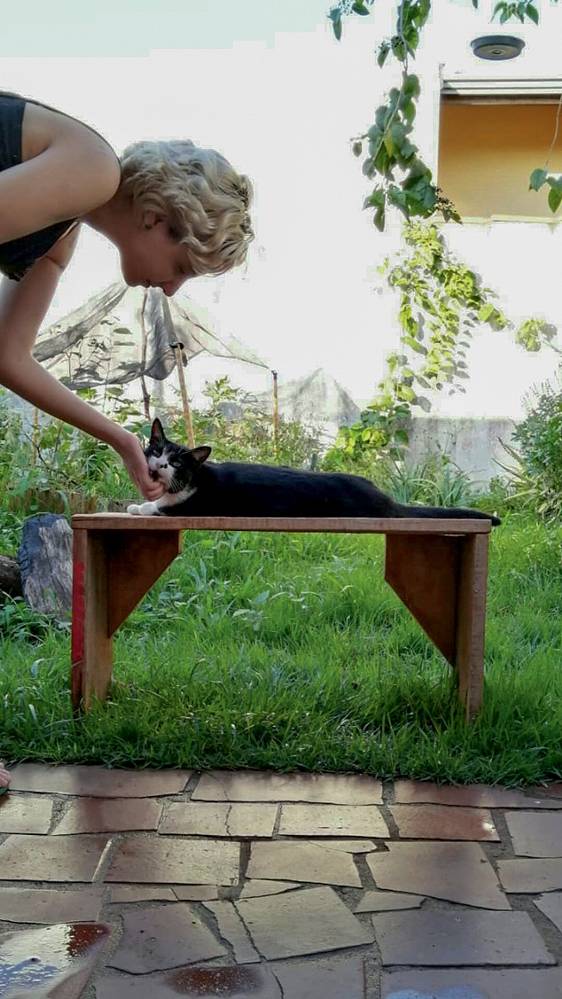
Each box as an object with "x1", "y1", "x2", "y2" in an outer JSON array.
[
  {"x1": 326, "y1": 221, "x2": 558, "y2": 462},
  {"x1": 329, "y1": 0, "x2": 561, "y2": 230}
]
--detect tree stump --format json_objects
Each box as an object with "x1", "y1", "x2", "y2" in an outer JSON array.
[
  {"x1": 0, "y1": 555, "x2": 22, "y2": 597},
  {"x1": 18, "y1": 514, "x2": 73, "y2": 617}
]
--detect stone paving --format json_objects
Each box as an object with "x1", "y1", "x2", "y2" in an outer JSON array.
[{"x1": 1, "y1": 767, "x2": 562, "y2": 996}]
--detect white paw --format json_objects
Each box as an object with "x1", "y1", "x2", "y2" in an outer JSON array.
[{"x1": 127, "y1": 502, "x2": 159, "y2": 516}]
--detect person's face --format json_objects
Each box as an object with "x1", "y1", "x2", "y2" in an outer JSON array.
[{"x1": 120, "y1": 210, "x2": 195, "y2": 297}]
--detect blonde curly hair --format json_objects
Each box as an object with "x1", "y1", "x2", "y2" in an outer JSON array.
[{"x1": 119, "y1": 139, "x2": 254, "y2": 276}]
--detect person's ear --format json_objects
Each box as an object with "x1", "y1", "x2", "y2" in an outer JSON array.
[{"x1": 142, "y1": 210, "x2": 163, "y2": 230}]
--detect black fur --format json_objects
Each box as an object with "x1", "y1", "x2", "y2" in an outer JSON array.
[{"x1": 146, "y1": 419, "x2": 501, "y2": 525}]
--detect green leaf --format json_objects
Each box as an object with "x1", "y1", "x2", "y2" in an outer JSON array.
[
  {"x1": 352, "y1": 140, "x2": 363, "y2": 157},
  {"x1": 328, "y1": 8, "x2": 342, "y2": 39},
  {"x1": 529, "y1": 168, "x2": 548, "y2": 191},
  {"x1": 377, "y1": 42, "x2": 390, "y2": 67},
  {"x1": 548, "y1": 186, "x2": 562, "y2": 213},
  {"x1": 352, "y1": 0, "x2": 371, "y2": 14},
  {"x1": 478, "y1": 303, "x2": 495, "y2": 322},
  {"x1": 415, "y1": 395, "x2": 432, "y2": 413},
  {"x1": 526, "y1": 2, "x2": 539, "y2": 22},
  {"x1": 403, "y1": 74, "x2": 421, "y2": 98},
  {"x1": 374, "y1": 207, "x2": 386, "y2": 231}
]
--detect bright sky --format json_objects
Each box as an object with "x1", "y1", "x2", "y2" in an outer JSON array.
[
  {"x1": 2, "y1": 0, "x2": 560, "y2": 414},
  {"x1": 2, "y1": 0, "x2": 399, "y2": 405}
]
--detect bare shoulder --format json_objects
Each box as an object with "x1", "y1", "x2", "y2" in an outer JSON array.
[
  {"x1": 0, "y1": 101, "x2": 121, "y2": 245},
  {"x1": 24, "y1": 100, "x2": 122, "y2": 202}
]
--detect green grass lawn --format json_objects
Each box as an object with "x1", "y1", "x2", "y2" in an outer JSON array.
[{"x1": 1, "y1": 511, "x2": 561, "y2": 786}]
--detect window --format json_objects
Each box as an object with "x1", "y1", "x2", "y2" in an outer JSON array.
[{"x1": 438, "y1": 85, "x2": 562, "y2": 220}]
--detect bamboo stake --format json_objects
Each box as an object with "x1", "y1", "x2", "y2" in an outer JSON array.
[
  {"x1": 31, "y1": 407, "x2": 39, "y2": 465},
  {"x1": 139, "y1": 290, "x2": 151, "y2": 421},
  {"x1": 171, "y1": 341, "x2": 195, "y2": 447},
  {"x1": 272, "y1": 369, "x2": 279, "y2": 461}
]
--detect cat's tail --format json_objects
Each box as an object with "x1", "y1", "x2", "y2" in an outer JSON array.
[{"x1": 396, "y1": 503, "x2": 501, "y2": 527}]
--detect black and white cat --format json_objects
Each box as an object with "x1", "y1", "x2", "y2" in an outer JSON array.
[{"x1": 127, "y1": 418, "x2": 500, "y2": 524}]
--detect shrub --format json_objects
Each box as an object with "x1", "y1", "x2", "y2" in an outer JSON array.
[{"x1": 496, "y1": 371, "x2": 562, "y2": 523}]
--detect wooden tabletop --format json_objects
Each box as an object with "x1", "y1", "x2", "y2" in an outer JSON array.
[{"x1": 71, "y1": 513, "x2": 492, "y2": 534}]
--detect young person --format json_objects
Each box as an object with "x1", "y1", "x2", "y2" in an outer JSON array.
[{"x1": 0, "y1": 91, "x2": 254, "y2": 791}]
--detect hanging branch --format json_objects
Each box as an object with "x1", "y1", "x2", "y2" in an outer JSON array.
[{"x1": 328, "y1": 0, "x2": 561, "y2": 226}]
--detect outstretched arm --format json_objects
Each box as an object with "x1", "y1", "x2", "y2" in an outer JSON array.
[{"x1": 0, "y1": 236, "x2": 162, "y2": 501}]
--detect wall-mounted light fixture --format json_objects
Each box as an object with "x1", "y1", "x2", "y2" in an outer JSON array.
[{"x1": 470, "y1": 35, "x2": 526, "y2": 60}]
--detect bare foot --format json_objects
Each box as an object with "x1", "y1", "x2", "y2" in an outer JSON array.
[{"x1": 0, "y1": 765, "x2": 10, "y2": 793}]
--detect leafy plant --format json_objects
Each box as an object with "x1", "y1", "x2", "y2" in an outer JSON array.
[
  {"x1": 324, "y1": 221, "x2": 557, "y2": 463},
  {"x1": 165, "y1": 377, "x2": 321, "y2": 468},
  {"x1": 328, "y1": 0, "x2": 561, "y2": 227},
  {"x1": 495, "y1": 372, "x2": 562, "y2": 522}
]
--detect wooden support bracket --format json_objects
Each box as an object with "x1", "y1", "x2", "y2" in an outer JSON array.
[
  {"x1": 385, "y1": 532, "x2": 489, "y2": 720},
  {"x1": 71, "y1": 528, "x2": 181, "y2": 712}
]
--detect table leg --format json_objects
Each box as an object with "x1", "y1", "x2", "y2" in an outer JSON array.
[
  {"x1": 385, "y1": 531, "x2": 489, "y2": 721},
  {"x1": 71, "y1": 529, "x2": 181, "y2": 711}
]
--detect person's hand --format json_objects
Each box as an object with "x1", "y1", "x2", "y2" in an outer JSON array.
[{"x1": 117, "y1": 431, "x2": 165, "y2": 501}]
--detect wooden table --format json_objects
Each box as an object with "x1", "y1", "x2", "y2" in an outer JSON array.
[{"x1": 71, "y1": 514, "x2": 492, "y2": 721}]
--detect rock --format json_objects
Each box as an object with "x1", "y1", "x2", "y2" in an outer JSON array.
[
  {"x1": 18, "y1": 514, "x2": 72, "y2": 617},
  {"x1": 0, "y1": 555, "x2": 22, "y2": 597}
]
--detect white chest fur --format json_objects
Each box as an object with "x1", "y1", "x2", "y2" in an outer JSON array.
[{"x1": 127, "y1": 486, "x2": 197, "y2": 516}]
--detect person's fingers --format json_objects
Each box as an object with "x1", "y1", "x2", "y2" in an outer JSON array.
[{"x1": 120, "y1": 439, "x2": 166, "y2": 500}]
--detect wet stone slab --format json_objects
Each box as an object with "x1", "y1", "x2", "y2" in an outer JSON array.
[
  {"x1": 366, "y1": 842, "x2": 510, "y2": 909},
  {"x1": 278, "y1": 804, "x2": 388, "y2": 838},
  {"x1": 390, "y1": 804, "x2": 499, "y2": 841},
  {"x1": 0, "y1": 886, "x2": 103, "y2": 923},
  {"x1": 9, "y1": 763, "x2": 191, "y2": 797},
  {"x1": 247, "y1": 840, "x2": 362, "y2": 887},
  {"x1": 354, "y1": 890, "x2": 424, "y2": 913},
  {"x1": 203, "y1": 900, "x2": 260, "y2": 963},
  {"x1": 106, "y1": 836, "x2": 240, "y2": 885},
  {"x1": 272, "y1": 954, "x2": 366, "y2": 999},
  {"x1": 108, "y1": 903, "x2": 226, "y2": 972},
  {"x1": 239, "y1": 880, "x2": 301, "y2": 898},
  {"x1": 236, "y1": 885, "x2": 373, "y2": 960},
  {"x1": 173, "y1": 885, "x2": 222, "y2": 901},
  {"x1": 382, "y1": 968, "x2": 562, "y2": 999},
  {"x1": 0, "y1": 794, "x2": 53, "y2": 834},
  {"x1": 193, "y1": 770, "x2": 382, "y2": 804},
  {"x1": 97, "y1": 965, "x2": 282, "y2": 998},
  {"x1": 160, "y1": 801, "x2": 277, "y2": 838},
  {"x1": 110, "y1": 885, "x2": 177, "y2": 903},
  {"x1": 373, "y1": 909, "x2": 555, "y2": 966},
  {"x1": 505, "y1": 811, "x2": 562, "y2": 857},
  {"x1": 53, "y1": 797, "x2": 162, "y2": 834},
  {"x1": 498, "y1": 858, "x2": 562, "y2": 893},
  {"x1": 0, "y1": 921, "x2": 110, "y2": 998},
  {"x1": 0, "y1": 834, "x2": 109, "y2": 882},
  {"x1": 534, "y1": 892, "x2": 562, "y2": 934},
  {"x1": 393, "y1": 780, "x2": 562, "y2": 809}
]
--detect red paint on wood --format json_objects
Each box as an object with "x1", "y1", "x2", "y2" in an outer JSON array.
[{"x1": 71, "y1": 558, "x2": 85, "y2": 665}]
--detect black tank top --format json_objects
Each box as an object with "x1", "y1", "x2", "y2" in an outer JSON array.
[{"x1": 0, "y1": 91, "x2": 118, "y2": 282}]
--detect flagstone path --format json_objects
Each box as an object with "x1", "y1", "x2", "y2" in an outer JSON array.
[{"x1": 1, "y1": 766, "x2": 562, "y2": 997}]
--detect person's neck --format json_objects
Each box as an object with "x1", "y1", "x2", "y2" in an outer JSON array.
[{"x1": 83, "y1": 191, "x2": 131, "y2": 247}]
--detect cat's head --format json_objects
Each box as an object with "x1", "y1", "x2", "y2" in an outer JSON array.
[{"x1": 145, "y1": 418, "x2": 211, "y2": 493}]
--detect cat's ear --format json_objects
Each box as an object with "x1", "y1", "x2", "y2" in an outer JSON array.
[
  {"x1": 150, "y1": 418, "x2": 165, "y2": 444},
  {"x1": 190, "y1": 445, "x2": 211, "y2": 466}
]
